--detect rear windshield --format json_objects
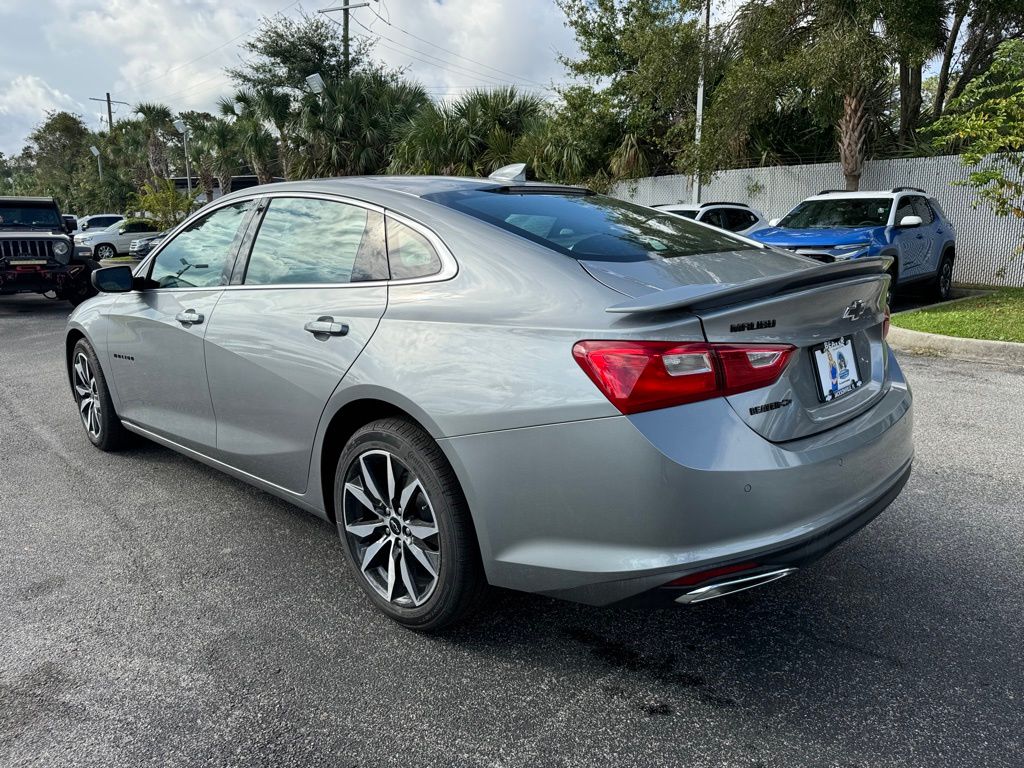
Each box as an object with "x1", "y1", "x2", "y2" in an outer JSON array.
[
  {"x1": 422, "y1": 189, "x2": 750, "y2": 262},
  {"x1": 779, "y1": 198, "x2": 892, "y2": 228},
  {"x1": 0, "y1": 201, "x2": 61, "y2": 229}
]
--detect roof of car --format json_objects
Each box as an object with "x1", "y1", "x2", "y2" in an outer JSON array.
[
  {"x1": 808, "y1": 188, "x2": 927, "y2": 201},
  {"x1": 0, "y1": 196, "x2": 57, "y2": 203}
]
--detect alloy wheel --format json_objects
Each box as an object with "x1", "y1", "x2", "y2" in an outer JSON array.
[
  {"x1": 342, "y1": 449, "x2": 441, "y2": 607},
  {"x1": 73, "y1": 352, "x2": 102, "y2": 439},
  {"x1": 97, "y1": 245, "x2": 115, "y2": 259}
]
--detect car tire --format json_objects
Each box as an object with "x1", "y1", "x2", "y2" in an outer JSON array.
[
  {"x1": 933, "y1": 252, "x2": 954, "y2": 302},
  {"x1": 886, "y1": 263, "x2": 898, "y2": 307},
  {"x1": 71, "y1": 339, "x2": 131, "y2": 451},
  {"x1": 63, "y1": 260, "x2": 99, "y2": 306},
  {"x1": 334, "y1": 417, "x2": 486, "y2": 631},
  {"x1": 95, "y1": 243, "x2": 117, "y2": 260}
]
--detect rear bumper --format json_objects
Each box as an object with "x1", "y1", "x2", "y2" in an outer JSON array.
[{"x1": 441, "y1": 348, "x2": 913, "y2": 606}]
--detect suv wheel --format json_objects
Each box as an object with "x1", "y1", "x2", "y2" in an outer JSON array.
[
  {"x1": 95, "y1": 243, "x2": 117, "y2": 260},
  {"x1": 71, "y1": 339, "x2": 130, "y2": 451},
  {"x1": 335, "y1": 418, "x2": 486, "y2": 631},
  {"x1": 933, "y1": 253, "x2": 954, "y2": 302}
]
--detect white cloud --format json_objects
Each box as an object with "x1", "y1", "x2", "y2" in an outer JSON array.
[
  {"x1": 0, "y1": 0, "x2": 581, "y2": 155},
  {"x1": 0, "y1": 75, "x2": 83, "y2": 156}
]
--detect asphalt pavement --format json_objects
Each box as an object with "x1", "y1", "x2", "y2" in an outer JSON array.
[{"x1": 1, "y1": 293, "x2": 1022, "y2": 768}]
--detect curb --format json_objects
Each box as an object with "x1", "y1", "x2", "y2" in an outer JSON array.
[{"x1": 888, "y1": 326, "x2": 1024, "y2": 366}]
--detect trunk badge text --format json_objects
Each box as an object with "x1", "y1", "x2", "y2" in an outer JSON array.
[
  {"x1": 730, "y1": 319, "x2": 776, "y2": 333},
  {"x1": 749, "y1": 398, "x2": 792, "y2": 416}
]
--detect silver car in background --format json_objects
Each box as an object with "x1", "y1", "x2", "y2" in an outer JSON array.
[{"x1": 67, "y1": 175, "x2": 913, "y2": 629}]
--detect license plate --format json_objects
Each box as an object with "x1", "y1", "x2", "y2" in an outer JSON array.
[{"x1": 811, "y1": 337, "x2": 862, "y2": 402}]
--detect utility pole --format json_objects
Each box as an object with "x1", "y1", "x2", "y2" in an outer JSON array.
[
  {"x1": 692, "y1": 0, "x2": 711, "y2": 205},
  {"x1": 319, "y1": 2, "x2": 371, "y2": 77},
  {"x1": 89, "y1": 93, "x2": 130, "y2": 130}
]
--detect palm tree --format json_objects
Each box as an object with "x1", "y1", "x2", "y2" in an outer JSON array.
[
  {"x1": 219, "y1": 88, "x2": 282, "y2": 184},
  {"x1": 134, "y1": 102, "x2": 175, "y2": 185},
  {"x1": 390, "y1": 87, "x2": 545, "y2": 176},
  {"x1": 292, "y1": 71, "x2": 428, "y2": 178},
  {"x1": 200, "y1": 118, "x2": 239, "y2": 196}
]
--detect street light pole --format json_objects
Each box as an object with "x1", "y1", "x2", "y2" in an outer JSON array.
[
  {"x1": 173, "y1": 120, "x2": 193, "y2": 200},
  {"x1": 692, "y1": 0, "x2": 711, "y2": 205},
  {"x1": 89, "y1": 145, "x2": 103, "y2": 181}
]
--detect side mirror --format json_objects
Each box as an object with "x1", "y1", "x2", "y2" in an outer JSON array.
[
  {"x1": 91, "y1": 265, "x2": 135, "y2": 293},
  {"x1": 769, "y1": 218, "x2": 781, "y2": 227},
  {"x1": 62, "y1": 215, "x2": 78, "y2": 233},
  {"x1": 898, "y1": 215, "x2": 922, "y2": 228}
]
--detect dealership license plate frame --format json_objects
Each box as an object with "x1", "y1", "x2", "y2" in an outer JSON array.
[{"x1": 811, "y1": 336, "x2": 862, "y2": 402}]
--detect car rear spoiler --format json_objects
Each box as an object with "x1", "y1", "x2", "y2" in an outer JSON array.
[{"x1": 605, "y1": 256, "x2": 893, "y2": 314}]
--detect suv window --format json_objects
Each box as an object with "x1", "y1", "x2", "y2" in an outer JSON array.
[
  {"x1": 0, "y1": 202, "x2": 62, "y2": 229},
  {"x1": 88, "y1": 216, "x2": 120, "y2": 230},
  {"x1": 699, "y1": 209, "x2": 727, "y2": 229},
  {"x1": 386, "y1": 218, "x2": 442, "y2": 279},
  {"x1": 150, "y1": 202, "x2": 252, "y2": 289},
  {"x1": 720, "y1": 208, "x2": 756, "y2": 232},
  {"x1": 422, "y1": 190, "x2": 747, "y2": 262},
  {"x1": 780, "y1": 198, "x2": 892, "y2": 228},
  {"x1": 244, "y1": 198, "x2": 387, "y2": 285},
  {"x1": 910, "y1": 196, "x2": 935, "y2": 224},
  {"x1": 122, "y1": 221, "x2": 154, "y2": 234},
  {"x1": 894, "y1": 197, "x2": 916, "y2": 225}
]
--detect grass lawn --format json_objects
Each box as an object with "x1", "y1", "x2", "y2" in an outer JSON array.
[{"x1": 892, "y1": 288, "x2": 1024, "y2": 343}]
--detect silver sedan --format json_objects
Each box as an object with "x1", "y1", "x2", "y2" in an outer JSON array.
[{"x1": 66, "y1": 175, "x2": 913, "y2": 629}]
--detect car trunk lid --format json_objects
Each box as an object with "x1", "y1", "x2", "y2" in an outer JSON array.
[{"x1": 583, "y1": 251, "x2": 892, "y2": 442}]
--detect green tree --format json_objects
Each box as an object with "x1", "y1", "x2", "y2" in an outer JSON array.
[
  {"x1": 227, "y1": 10, "x2": 371, "y2": 91},
  {"x1": 130, "y1": 179, "x2": 196, "y2": 229},
  {"x1": 929, "y1": 39, "x2": 1024, "y2": 219},
  {"x1": 389, "y1": 87, "x2": 546, "y2": 176},
  {"x1": 293, "y1": 70, "x2": 427, "y2": 177},
  {"x1": 134, "y1": 102, "x2": 175, "y2": 184}
]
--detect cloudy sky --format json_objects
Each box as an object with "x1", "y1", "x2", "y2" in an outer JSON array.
[{"x1": 0, "y1": 0, "x2": 583, "y2": 156}]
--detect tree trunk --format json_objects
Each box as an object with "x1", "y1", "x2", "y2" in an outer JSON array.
[
  {"x1": 278, "y1": 130, "x2": 290, "y2": 180},
  {"x1": 838, "y1": 90, "x2": 867, "y2": 191},
  {"x1": 933, "y1": 11, "x2": 965, "y2": 120},
  {"x1": 898, "y1": 57, "x2": 923, "y2": 147},
  {"x1": 217, "y1": 173, "x2": 232, "y2": 197}
]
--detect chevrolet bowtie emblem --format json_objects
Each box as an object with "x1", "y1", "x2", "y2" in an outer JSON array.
[{"x1": 842, "y1": 299, "x2": 868, "y2": 322}]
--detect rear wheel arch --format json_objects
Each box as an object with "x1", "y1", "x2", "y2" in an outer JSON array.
[{"x1": 319, "y1": 398, "x2": 448, "y2": 524}]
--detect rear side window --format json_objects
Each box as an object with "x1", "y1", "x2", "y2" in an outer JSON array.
[
  {"x1": 244, "y1": 198, "x2": 387, "y2": 285},
  {"x1": 423, "y1": 190, "x2": 748, "y2": 262},
  {"x1": 894, "y1": 197, "x2": 916, "y2": 225},
  {"x1": 386, "y1": 218, "x2": 442, "y2": 280}
]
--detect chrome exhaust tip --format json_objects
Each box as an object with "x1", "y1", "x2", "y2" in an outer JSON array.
[{"x1": 675, "y1": 567, "x2": 798, "y2": 605}]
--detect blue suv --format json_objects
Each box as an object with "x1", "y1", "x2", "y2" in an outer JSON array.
[{"x1": 750, "y1": 187, "x2": 957, "y2": 302}]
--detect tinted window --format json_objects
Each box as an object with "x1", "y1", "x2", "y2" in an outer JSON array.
[
  {"x1": 699, "y1": 209, "x2": 727, "y2": 229},
  {"x1": 89, "y1": 216, "x2": 120, "y2": 230},
  {"x1": 911, "y1": 196, "x2": 935, "y2": 224},
  {"x1": 721, "y1": 208, "x2": 756, "y2": 231},
  {"x1": 386, "y1": 218, "x2": 442, "y2": 279},
  {"x1": 150, "y1": 202, "x2": 251, "y2": 289},
  {"x1": 244, "y1": 198, "x2": 386, "y2": 285},
  {"x1": 660, "y1": 207, "x2": 698, "y2": 220},
  {"x1": 423, "y1": 190, "x2": 747, "y2": 262},
  {"x1": 779, "y1": 198, "x2": 892, "y2": 228},
  {"x1": 0, "y1": 202, "x2": 61, "y2": 228}
]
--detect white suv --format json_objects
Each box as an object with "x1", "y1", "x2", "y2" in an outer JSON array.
[
  {"x1": 75, "y1": 219, "x2": 161, "y2": 260},
  {"x1": 654, "y1": 201, "x2": 767, "y2": 236}
]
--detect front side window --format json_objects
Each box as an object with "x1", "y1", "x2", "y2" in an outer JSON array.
[
  {"x1": 386, "y1": 218, "x2": 442, "y2": 279},
  {"x1": 779, "y1": 198, "x2": 893, "y2": 229},
  {"x1": 423, "y1": 189, "x2": 748, "y2": 263},
  {"x1": 244, "y1": 197, "x2": 387, "y2": 285},
  {"x1": 150, "y1": 202, "x2": 252, "y2": 289},
  {"x1": 722, "y1": 208, "x2": 757, "y2": 231}
]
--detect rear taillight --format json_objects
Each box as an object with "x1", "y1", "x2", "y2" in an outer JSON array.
[
  {"x1": 883, "y1": 305, "x2": 891, "y2": 339},
  {"x1": 573, "y1": 340, "x2": 795, "y2": 415}
]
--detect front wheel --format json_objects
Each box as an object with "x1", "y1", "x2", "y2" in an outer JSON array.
[
  {"x1": 94, "y1": 243, "x2": 117, "y2": 260},
  {"x1": 71, "y1": 339, "x2": 130, "y2": 451},
  {"x1": 335, "y1": 418, "x2": 486, "y2": 631}
]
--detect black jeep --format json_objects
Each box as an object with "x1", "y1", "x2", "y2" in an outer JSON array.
[{"x1": 0, "y1": 196, "x2": 98, "y2": 306}]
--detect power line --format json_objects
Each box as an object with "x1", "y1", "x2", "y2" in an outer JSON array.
[
  {"x1": 123, "y1": 0, "x2": 303, "y2": 95},
  {"x1": 367, "y1": 6, "x2": 548, "y2": 87},
  {"x1": 348, "y1": 17, "x2": 541, "y2": 88}
]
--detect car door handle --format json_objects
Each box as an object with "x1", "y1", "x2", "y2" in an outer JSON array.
[
  {"x1": 304, "y1": 316, "x2": 349, "y2": 336},
  {"x1": 175, "y1": 309, "x2": 204, "y2": 326}
]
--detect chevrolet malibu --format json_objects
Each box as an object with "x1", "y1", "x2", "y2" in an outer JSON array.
[{"x1": 66, "y1": 174, "x2": 913, "y2": 630}]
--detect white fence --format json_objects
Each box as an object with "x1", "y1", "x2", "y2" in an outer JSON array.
[{"x1": 611, "y1": 154, "x2": 1024, "y2": 287}]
